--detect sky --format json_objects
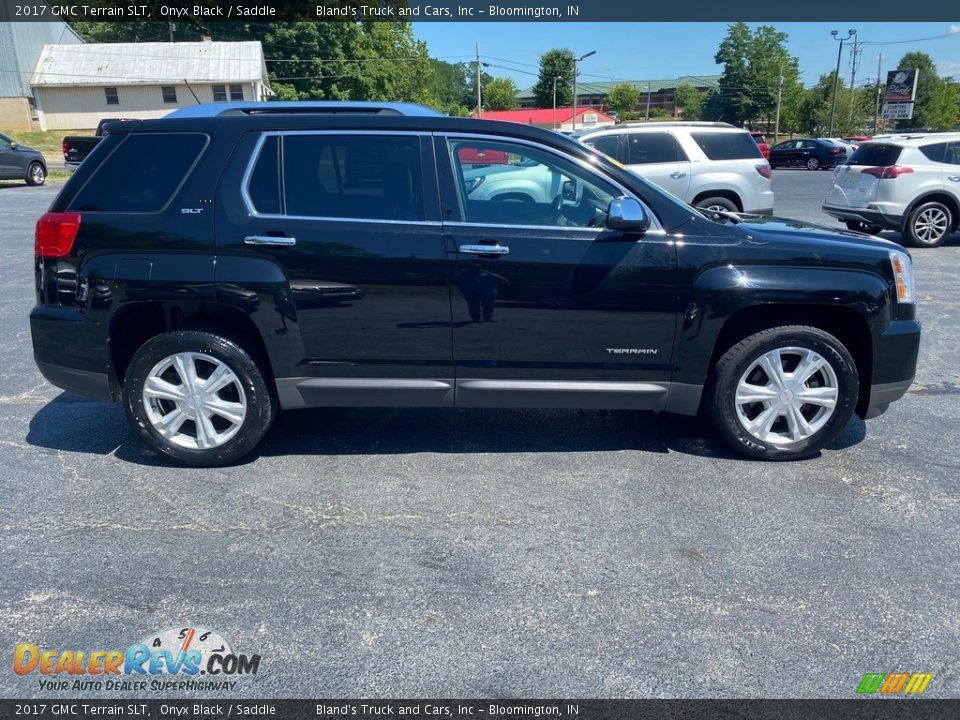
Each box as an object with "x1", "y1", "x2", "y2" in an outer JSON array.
[{"x1": 412, "y1": 22, "x2": 960, "y2": 91}]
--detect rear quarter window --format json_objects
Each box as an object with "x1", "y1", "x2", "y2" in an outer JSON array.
[
  {"x1": 847, "y1": 144, "x2": 902, "y2": 166},
  {"x1": 69, "y1": 133, "x2": 208, "y2": 213},
  {"x1": 690, "y1": 132, "x2": 762, "y2": 160},
  {"x1": 918, "y1": 143, "x2": 948, "y2": 163}
]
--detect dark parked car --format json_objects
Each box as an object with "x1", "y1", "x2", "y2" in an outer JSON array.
[
  {"x1": 0, "y1": 133, "x2": 46, "y2": 185},
  {"x1": 769, "y1": 138, "x2": 848, "y2": 170},
  {"x1": 31, "y1": 102, "x2": 920, "y2": 466},
  {"x1": 62, "y1": 117, "x2": 136, "y2": 171}
]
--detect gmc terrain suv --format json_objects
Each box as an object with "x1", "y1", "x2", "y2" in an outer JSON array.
[
  {"x1": 823, "y1": 133, "x2": 960, "y2": 246},
  {"x1": 576, "y1": 122, "x2": 774, "y2": 215},
  {"x1": 31, "y1": 102, "x2": 920, "y2": 466}
]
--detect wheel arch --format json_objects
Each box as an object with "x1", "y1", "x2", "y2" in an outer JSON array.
[
  {"x1": 905, "y1": 192, "x2": 960, "y2": 232},
  {"x1": 109, "y1": 301, "x2": 275, "y2": 394},
  {"x1": 690, "y1": 188, "x2": 743, "y2": 211}
]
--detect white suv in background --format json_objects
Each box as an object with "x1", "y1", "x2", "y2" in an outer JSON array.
[
  {"x1": 823, "y1": 133, "x2": 960, "y2": 247},
  {"x1": 575, "y1": 122, "x2": 774, "y2": 215}
]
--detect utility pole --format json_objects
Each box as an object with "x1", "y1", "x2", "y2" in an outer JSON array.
[
  {"x1": 565, "y1": 50, "x2": 595, "y2": 132},
  {"x1": 828, "y1": 29, "x2": 856, "y2": 136},
  {"x1": 552, "y1": 76, "x2": 560, "y2": 130},
  {"x1": 847, "y1": 34, "x2": 863, "y2": 130},
  {"x1": 475, "y1": 42, "x2": 482, "y2": 119},
  {"x1": 645, "y1": 83, "x2": 651, "y2": 120},
  {"x1": 168, "y1": 22, "x2": 176, "y2": 42},
  {"x1": 874, "y1": 53, "x2": 883, "y2": 136},
  {"x1": 774, "y1": 64, "x2": 784, "y2": 142}
]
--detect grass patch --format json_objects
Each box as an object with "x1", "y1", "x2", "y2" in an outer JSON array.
[
  {"x1": 1, "y1": 129, "x2": 91, "y2": 156},
  {"x1": 47, "y1": 169, "x2": 72, "y2": 184}
]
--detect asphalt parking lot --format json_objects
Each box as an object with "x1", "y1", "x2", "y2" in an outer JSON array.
[{"x1": 0, "y1": 171, "x2": 958, "y2": 699}]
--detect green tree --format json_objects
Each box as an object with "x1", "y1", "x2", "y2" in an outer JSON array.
[
  {"x1": 424, "y1": 59, "x2": 471, "y2": 116},
  {"x1": 483, "y1": 77, "x2": 519, "y2": 110},
  {"x1": 673, "y1": 84, "x2": 703, "y2": 120},
  {"x1": 606, "y1": 83, "x2": 640, "y2": 115},
  {"x1": 894, "y1": 52, "x2": 959, "y2": 129},
  {"x1": 531, "y1": 49, "x2": 575, "y2": 108}
]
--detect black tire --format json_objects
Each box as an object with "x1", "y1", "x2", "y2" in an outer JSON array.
[
  {"x1": 707, "y1": 325, "x2": 859, "y2": 460},
  {"x1": 805, "y1": 157, "x2": 820, "y2": 170},
  {"x1": 695, "y1": 196, "x2": 739, "y2": 214},
  {"x1": 844, "y1": 220, "x2": 884, "y2": 235},
  {"x1": 25, "y1": 161, "x2": 46, "y2": 186},
  {"x1": 903, "y1": 200, "x2": 953, "y2": 248},
  {"x1": 123, "y1": 331, "x2": 276, "y2": 466}
]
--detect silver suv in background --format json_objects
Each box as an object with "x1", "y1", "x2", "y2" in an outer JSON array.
[
  {"x1": 576, "y1": 122, "x2": 774, "y2": 215},
  {"x1": 823, "y1": 133, "x2": 960, "y2": 247}
]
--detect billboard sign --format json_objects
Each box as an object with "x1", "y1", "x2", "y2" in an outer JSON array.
[
  {"x1": 882, "y1": 102, "x2": 915, "y2": 120},
  {"x1": 884, "y1": 69, "x2": 919, "y2": 102}
]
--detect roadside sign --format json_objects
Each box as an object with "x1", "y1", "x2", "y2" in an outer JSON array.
[
  {"x1": 884, "y1": 69, "x2": 919, "y2": 102},
  {"x1": 882, "y1": 102, "x2": 915, "y2": 120}
]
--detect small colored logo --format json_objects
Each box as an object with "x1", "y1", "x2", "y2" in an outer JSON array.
[{"x1": 856, "y1": 672, "x2": 933, "y2": 695}]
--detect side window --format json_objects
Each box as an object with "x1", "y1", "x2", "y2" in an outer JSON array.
[
  {"x1": 447, "y1": 138, "x2": 619, "y2": 229},
  {"x1": 282, "y1": 134, "x2": 424, "y2": 221},
  {"x1": 229, "y1": 84, "x2": 244, "y2": 101},
  {"x1": 945, "y1": 143, "x2": 960, "y2": 166},
  {"x1": 0, "y1": 134, "x2": 10, "y2": 150},
  {"x1": 585, "y1": 135, "x2": 622, "y2": 163},
  {"x1": 625, "y1": 132, "x2": 687, "y2": 164},
  {"x1": 920, "y1": 143, "x2": 948, "y2": 163},
  {"x1": 69, "y1": 133, "x2": 207, "y2": 213},
  {"x1": 247, "y1": 136, "x2": 281, "y2": 215}
]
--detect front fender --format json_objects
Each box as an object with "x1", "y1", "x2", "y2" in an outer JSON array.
[{"x1": 672, "y1": 264, "x2": 891, "y2": 387}]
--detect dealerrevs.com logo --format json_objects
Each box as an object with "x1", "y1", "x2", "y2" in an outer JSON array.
[{"x1": 13, "y1": 627, "x2": 261, "y2": 692}]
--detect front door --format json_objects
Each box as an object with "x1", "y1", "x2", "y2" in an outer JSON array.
[
  {"x1": 436, "y1": 134, "x2": 679, "y2": 409},
  {"x1": 216, "y1": 130, "x2": 453, "y2": 406}
]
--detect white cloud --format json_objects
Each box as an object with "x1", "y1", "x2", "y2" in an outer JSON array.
[
  {"x1": 937, "y1": 60, "x2": 960, "y2": 79},
  {"x1": 951, "y1": 24, "x2": 960, "y2": 33}
]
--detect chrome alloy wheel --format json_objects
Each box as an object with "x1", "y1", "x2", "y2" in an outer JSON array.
[
  {"x1": 29, "y1": 164, "x2": 45, "y2": 184},
  {"x1": 142, "y1": 352, "x2": 247, "y2": 450},
  {"x1": 914, "y1": 206, "x2": 949, "y2": 244},
  {"x1": 734, "y1": 347, "x2": 839, "y2": 446}
]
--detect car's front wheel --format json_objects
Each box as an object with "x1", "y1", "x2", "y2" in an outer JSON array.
[
  {"x1": 707, "y1": 326, "x2": 859, "y2": 460},
  {"x1": 903, "y1": 200, "x2": 953, "y2": 248},
  {"x1": 805, "y1": 157, "x2": 820, "y2": 170},
  {"x1": 123, "y1": 331, "x2": 276, "y2": 466},
  {"x1": 26, "y1": 162, "x2": 46, "y2": 186}
]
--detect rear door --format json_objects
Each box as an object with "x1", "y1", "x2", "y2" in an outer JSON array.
[
  {"x1": 215, "y1": 130, "x2": 453, "y2": 404},
  {"x1": 620, "y1": 131, "x2": 692, "y2": 201},
  {"x1": 942, "y1": 142, "x2": 960, "y2": 205},
  {"x1": 437, "y1": 133, "x2": 678, "y2": 408}
]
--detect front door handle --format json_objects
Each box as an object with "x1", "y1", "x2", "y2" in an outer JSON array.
[
  {"x1": 948, "y1": 176, "x2": 960, "y2": 182},
  {"x1": 670, "y1": 171, "x2": 686, "y2": 179},
  {"x1": 459, "y1": 244, "x2": 509, "y2": 255},
  {"x1": 244, "y1": 235, "x2": 296, "y2": 247}
]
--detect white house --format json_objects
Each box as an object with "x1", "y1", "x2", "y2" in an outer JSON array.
[{"x1": 30, "y1": 41, "x2": 272, "y2": 130}]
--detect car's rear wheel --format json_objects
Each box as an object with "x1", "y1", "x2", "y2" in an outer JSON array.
[
  {"x1": 844, "y1": 220, "x2": 884, "y2": 235},
  {"x1": 707, "y1": 326, "x2": 859, "y2": 460},
  {"x1": 123, "y1": 331, "x2": 276, "y2": 466},
  {"x1": 805, "y1": 157, "x2": 820, "y2": 170},
  {"x1": 904, "y1": 201, "x2": 952, "y2": 248},
  {"x1": 695, "y1": 196, "x2": 739, "y2": 215},
  {"x1": 25, "y1": 162, "x2": 46, "y2": 186}
]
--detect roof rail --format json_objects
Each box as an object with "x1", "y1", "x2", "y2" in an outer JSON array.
[
  {"x1": 166, "y1": 101, "x2": 444, "y2": 119},
  {"x1": 614, "y1": 121, "x2": 737, "y2": 129}
]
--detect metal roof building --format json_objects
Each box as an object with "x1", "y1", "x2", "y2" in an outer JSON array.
[{"x1": 29, "y1": 41, "x2": 272, "y2": 130}]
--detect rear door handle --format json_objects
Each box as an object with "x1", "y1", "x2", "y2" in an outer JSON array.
[
  {"x1": 670, "y1": 171, "x2": 686, "y2": 179},
  {"x1": 948, "y1": 176, "x2": 960, "y2": 182},
  {"x1": 244, "y1": 235, "x2": 296, "y2": 247},
  {"x1": 459, "y1": 244, "x2": 509, "y2": 255}
]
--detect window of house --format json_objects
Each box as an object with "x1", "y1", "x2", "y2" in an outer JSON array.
[
  {"x1": 161, "y1": 86, "x2": 177, "y2": 104},
  {"x1": 229, "y1": 84, "x2": 244, "y2": 101},
  {"x1": 104, "y1": 87, "x2": 119, "y2": 106},
  {"x1": 213, "y1": 84, "x2": 227, "y2": 102}
]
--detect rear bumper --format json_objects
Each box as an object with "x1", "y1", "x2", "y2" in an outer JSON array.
[
  {"x1": 822, "y1": 203, "x2": 904, "y2": 230},
  {"x1": 30, "y1": 305, "x2": 115, "y2": 402},
  {"x1": 861, "y1": 318, "x2": 921, "y2": 419}
]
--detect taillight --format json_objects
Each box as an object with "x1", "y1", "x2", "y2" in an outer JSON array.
[
  {"x1": 61, "y1": 140, "x2": 68, "y2": 156},
  {"x1": 828, "y1": 146, "x2": 843, "y2": 154},
  {"x1": 755, "y1": 163, "x2": 772, "y2": 179},
  {"x1": 35, "y1": 212, "x2": 81, "y2": 257},
  {"x1": 861, "y1": 166, "x2": 914, "y2": 179}
]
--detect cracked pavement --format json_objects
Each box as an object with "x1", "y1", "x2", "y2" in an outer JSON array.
[{"x1": 0, "y1": 172, "x2": 958, "y2": 699}]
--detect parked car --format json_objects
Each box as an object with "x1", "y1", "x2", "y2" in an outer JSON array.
[
  {"x1": 62, "y1": 118, "x2": 135, "y2": 171},
  {"x1": 825, "y1": 137, "x2": 860, "y2": 153},
  {"x1": 750, "y1": 130, "x2": 770, "y2": 159},
  {"x1": 31, "y1": 102, "x2": 919, "y2": 466},
  {"x1": 769, "y1": 138, "x2": 849, "y2": 170},
  {"x1": 0, "y1": 133, "x2": 46, "y2": 185},
  {"x1": 577, "y1": 122, "x2": 773, "y2": 215},
  {"x1": 823, "y1": 132, "x2": 960, "y2": 246}
]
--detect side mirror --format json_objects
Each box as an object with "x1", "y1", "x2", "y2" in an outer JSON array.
[
  {"x1": 606, "y1": 197, "x2": 650, "y2": 234},
  {"x1": 7, "y1": 143, "x2": 16, "y2": 150}
]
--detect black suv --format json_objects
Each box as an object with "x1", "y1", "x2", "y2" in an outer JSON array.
[{"x1": 31, "y1": 102, "x2": 920, "y2": 466}]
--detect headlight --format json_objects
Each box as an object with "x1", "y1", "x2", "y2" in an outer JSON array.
[{"x1": 889, "y1": 250, "x2": 916, "y2": 304}]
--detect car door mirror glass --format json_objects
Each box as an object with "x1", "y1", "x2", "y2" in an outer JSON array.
[{"x1": 606, "y1": 197, "x2": 650, "y2": 234}]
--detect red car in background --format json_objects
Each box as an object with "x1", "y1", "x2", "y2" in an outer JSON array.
[{"x1": 749, "y1": 131, "x2": 770, "y2": 159}]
